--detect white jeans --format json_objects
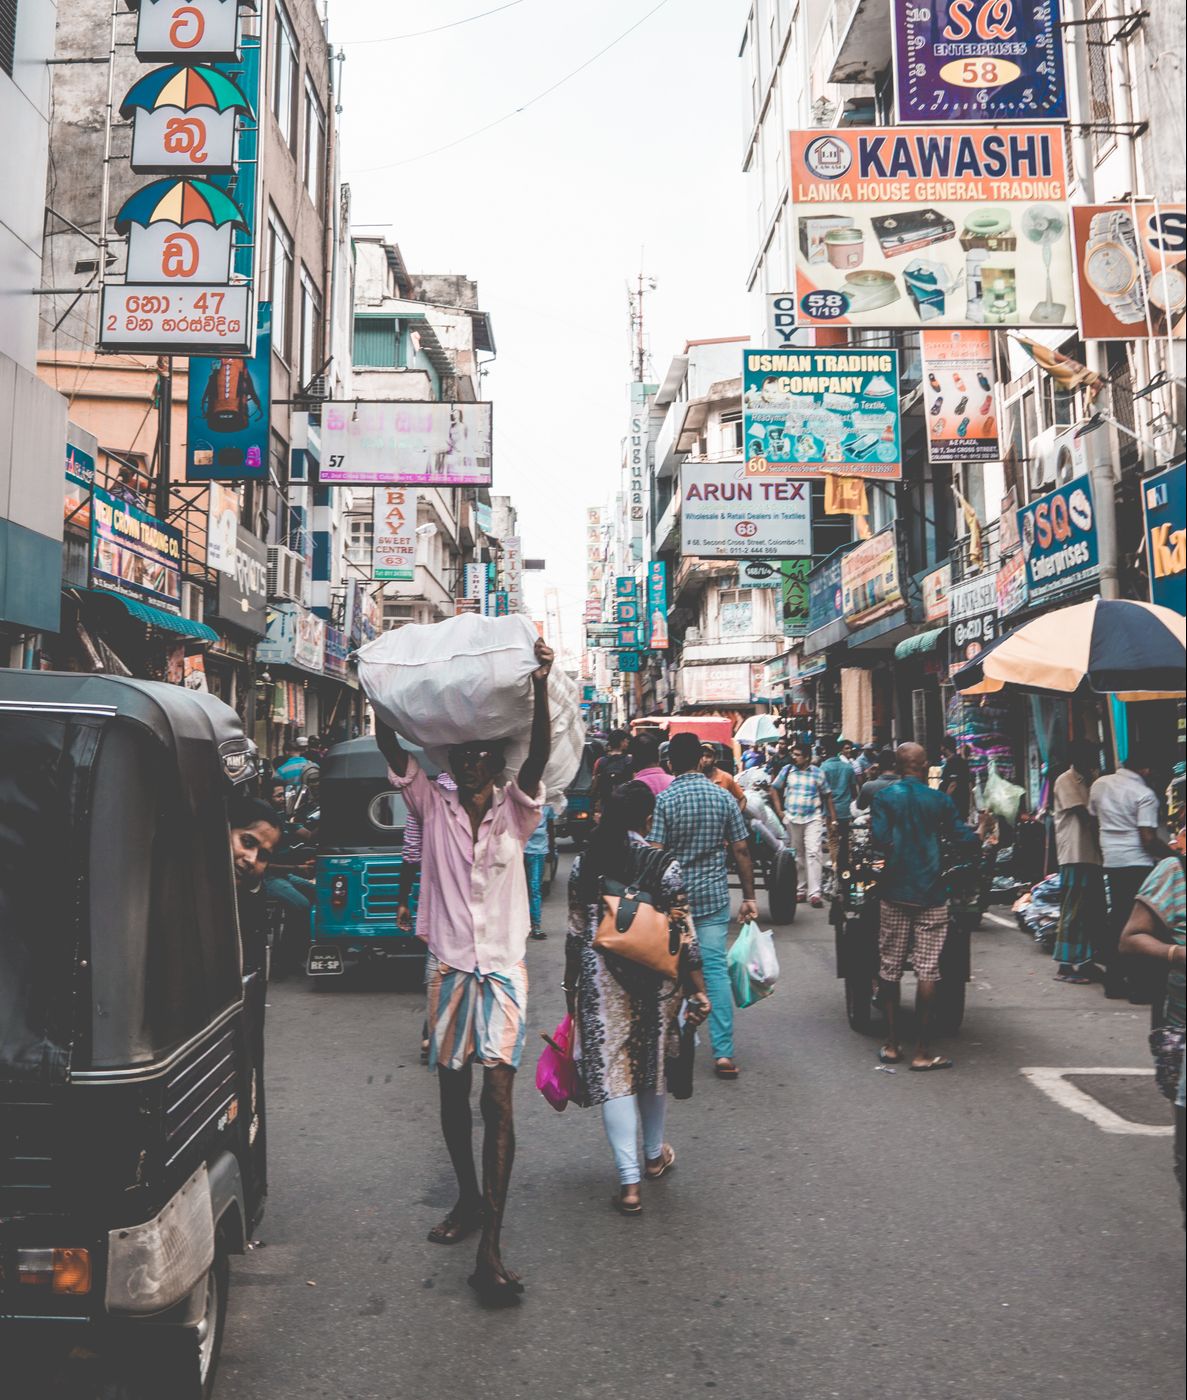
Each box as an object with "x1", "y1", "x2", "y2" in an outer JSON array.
[{"x1": 785, "y1": 814, "x2": 824, "y2": 897}]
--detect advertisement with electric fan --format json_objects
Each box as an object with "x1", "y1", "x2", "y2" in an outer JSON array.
[{"x1": 789, "y1": 127, "x2": 1075, "y2": 330}]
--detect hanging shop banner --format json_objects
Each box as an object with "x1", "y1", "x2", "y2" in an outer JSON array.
[
  {"x1": 741, "y1": 559, "x2": 783, "y2": 589},
  {"x1": 948, "y1": 571, "x2": 1000, "y2": 674},
  {"x1": 789, "y1": 127, "x2": 1073, "y2": 329},
  {"x1": 319, "y1": 402, "x2": 493, "y2": 486},
  {"x1": 682, "y1": 663, "x2": 752, "y2": 705},
  {"x1": 1017, "y1": 474, "x2": 1100, "y2": 605},
  {"x1": 627, "y1": 390, "x2": 647, "y2": 559},
  {"x1": 996, "y1": 549, "x2": 1028, "y2": 617},
  {"x1": 123, "y1": 63, "x2": 252, "y2": 175},
  {"x1": 1072, "y1": 204, "x2": 1187, "y2": 341},
  {"x1": 502, "y1": 536, "x2": 523, "y2": 613},
  {"x1": 766, "y1": 293, "x2": 798, "y2": 350},
  {"x1": 921, "y1": 560, "x2": 952, "y2": 621},
  {"x1": 257, "y1": 603, "x2": 324, "y2": 674},
  {"x1": 372, "y1": 486, "x2": 417, "y2": 582},
  {"x1": 742, "y1": 348, "x2": 901, "y2": 479},
  {"x1": 100, "y1": 283, "x2": 253, "y2": 355},
  {"x1": 840, "y1": 526, "x2": 904, "y2": 628},
  {"x1": 187, "y1": 303, "x2": 270, "y2": 479},
  {"x1": 808, "y1": 552, "x2": 846, "y2": 634},
  {"x1": 920, "y1": 328, "x2": 1000, "y2": 462},
  {"x1": 615, "y1": 577, "x2": 641, "y2": 626},
  {"x1": 323, "y1": 626, "x2": 350, "y2": 681},
  {"x1": 135, "y1": 0, "x2": 245, "y2": 63},
  {"x1": 207, "y1": 482, "x2": 239, "y2": 574},
  {"x1": 781, "y1": 558, "x2": 812, "y2": 637},
  {"x1": 90, "y1": 485, "x2": 183, "y2": 611},
  {"x1": 891, "y1": 0, "x2": 1067, "y2": 126},
  {"x1": 680, "y1": 460, "x2": 813, "y2": 555},
  {"x1": 1142, "y1": 463, "x2": 1186, "y2": 616},
  {"x1": 64, "y1": 439, "x2": 96, "y2": 534},
  {"x1": 210, "y1": 524, "x2": 267, "y2": 635},
  {"x1": 646, "y1": 561, "x2": 669, "y2": 650}
]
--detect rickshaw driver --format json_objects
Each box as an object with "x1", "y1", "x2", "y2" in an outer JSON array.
[{"x1": 374, "y1": 638, "x2": 554, "y2": 1308}]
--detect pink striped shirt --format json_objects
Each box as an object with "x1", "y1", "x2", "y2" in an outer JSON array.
[{"x1": 389, "y1": 758, "x2": 543, "y2": 975}]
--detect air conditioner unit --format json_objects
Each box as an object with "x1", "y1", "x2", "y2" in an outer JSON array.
[
  {"x1": 180, "y1": 581, "x2": 205, "y2": 623},
  {"x1": 1027, "y1": 423, "x2": 1113, "y2": 495},
  {"x1": 267, "y1": 546, "x2": 305, "y2": 603}
]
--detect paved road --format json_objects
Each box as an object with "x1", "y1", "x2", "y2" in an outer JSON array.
[{"x1": 215, "y1": 860, "x2": 1184, "y2": 1400}]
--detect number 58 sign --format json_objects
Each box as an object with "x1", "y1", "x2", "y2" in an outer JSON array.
[{"x1": 891, "y1": 0, "x2": 1067, "y2": 124}]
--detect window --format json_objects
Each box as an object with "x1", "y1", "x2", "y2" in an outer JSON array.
[
  {"x1": 347, "y1": 514, "x2": 373, "y2": 563},
  {"x1": 719, "y1": 412, "x2": 744, "y2": 455},
  {"x1": 1, "y1": 0, "x2": 17, "y2": 78},
  {"x1": 267, "y1": 210, "x2": 294, "y2": 359},
  {"x1": 271, "y1": 1, "x2": 299, "y2": 150},
  {"x1": 303, "y1": 75, "x2": 326, "y2": 207},
  {"x1": 718, "y1": 589, "x2": 755, "y2": 638},
  {"x1": 1086, "y1": 2, "x2": 1116, "y2": 164},
  {"x1": 298, "y1": 266, "x2": 322, "y2": 387},
  {"x1": 353, "y1": 315, "x2": 402, "y2": 368}
]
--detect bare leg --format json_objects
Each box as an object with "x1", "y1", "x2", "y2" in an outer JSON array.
[
  {"x1": 429, "y1": 1064, "x2": 482, "y2": 1242},
  {"x1": 474, "y1": 1064, "x2": 521, "y2": 1291},
  {"x1": 911, "y1": 978, "x2": 947, "y2": 1068},
  {"x1": 880, "y1": 979, "x2": 903, "y2": 1061}
]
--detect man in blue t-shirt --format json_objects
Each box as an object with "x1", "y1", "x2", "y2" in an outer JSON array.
[{"x1": 820, "y1": 735, "x2": 858, "y2": 873}]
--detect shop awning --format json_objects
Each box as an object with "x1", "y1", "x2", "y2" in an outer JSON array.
[
  {"x1": 894, "y1": 628, "x2": 945, "y2": 661},
  {"x1": 88, "y1": 590, "x2": 218, "y2": 642}
]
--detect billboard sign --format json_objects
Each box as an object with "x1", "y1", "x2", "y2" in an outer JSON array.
[
  {"x1": 319, "y1": 402, "x2": 493, "y2": 486},
  {"x1": 920, "y1": 328, "x2": 1000, "y2": 462},
  {"x1": 781, "y1": 558, "x2": 812, "y2": 637},
  {"x1": 742, "y1": 348, "x2": 901, "y2": 479},
  {"x1": 808, "y1": 552, "x2": 846, "y2": 634},
  {"x1": 1142, "y1": 463, "x2": 1186, "y2": 616},
  {"x1": 64, "y1": 438, "x2": 96, "y2": 534},
  {"x1": 90, "y1": 485, "x2": 183, "y2": 611},
  {"x1": 647, "y1": 561, "x2": 669, "y2": 650},
  {"x1": 210, "y1": 524, "x2": 267, "y2": 635},
  {"x1": 186, "y1": 303, "x2": 270, "y2": 479},
  {"x1": 892, "y1": 0, "x2": 1067, "y2": 125},
  {"x1": 679, "y1": 460, "x2": 813, "y2": 556},
  {"x1": 100, "y1": 284, "x2": 253, "y2": 354},
  {"x1": 948, "y1": 571, "x2": 999, "y2": 673},
  {"x1": 1072, "y1": 204, "x2": 1187, "y2": 340},
  {"x1": 996, "y1": 549, "x2": 1028, "y2": 616},
  {"x1": 1017, "y1": 474, "x2": 1100, "y2": 605},
  {"x1": 921, "y1": 560, "x2": 952, "y2": 620},
  {"x1": 373, "y1": 486, "x2": 417, "y2": 582},
  {"x1": 766, "y1": 293, "x2": 798, "y2": 349},
  {"x1": 134, "y1": 0, "x2": 244, "y2": 63},
  {"x1": 789, "y1": 127, "x2": 1073, "y2": 329},
  {"x1": 502, "y1": 536, "x2": 523, "y2": 613},
  {"x1": 840, "y1": 527, "x2": 904, "y2": 627}
]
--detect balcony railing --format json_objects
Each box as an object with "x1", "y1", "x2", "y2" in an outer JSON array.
[{"x1": 949, "y1": 519, "x2": 1002, "y2": 585}]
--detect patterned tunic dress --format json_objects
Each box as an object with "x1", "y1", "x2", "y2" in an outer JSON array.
[{"x1": 566, "y1": 834, "x2": 702, "y2": 1106}]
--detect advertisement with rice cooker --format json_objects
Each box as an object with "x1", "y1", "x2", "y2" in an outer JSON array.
[{"x1": 790, "y1": 127, "x2": 1073, "y2": 329}]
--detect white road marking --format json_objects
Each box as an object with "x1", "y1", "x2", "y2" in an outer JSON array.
[
  {"x1": 982, "y1": 911, "x2": 1016, "y2": 929},
  {"x1": 1020, "y1": 1066, "x2": 1172, "y2": 1136}
]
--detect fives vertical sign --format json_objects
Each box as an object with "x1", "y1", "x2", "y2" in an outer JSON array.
[{"x1": 99, "y1": 0, "x2": 259, "y2": 355}]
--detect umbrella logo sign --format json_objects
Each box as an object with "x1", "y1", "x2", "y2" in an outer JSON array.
[
  {"x1": 117, "y1": 178, "x2": 249, "y2": 286},
  {"x1": 123, "y1": 64, "x2": 253, "y2": 174}
]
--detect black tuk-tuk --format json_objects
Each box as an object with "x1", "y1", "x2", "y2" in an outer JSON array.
[{"x1": 0, "y1": 673, "x2": 266, "y2": 1397}]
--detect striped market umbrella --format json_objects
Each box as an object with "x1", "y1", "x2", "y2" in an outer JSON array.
[
  {"x1": 120, "y1": 64, "x2": 253, "y2": 118},
  {"x1": 114, "y1": 178, "x2": 249, "y2": 233},
  {"x1": 952, "y1": 598, "x2": 1186, "y2": 701}
]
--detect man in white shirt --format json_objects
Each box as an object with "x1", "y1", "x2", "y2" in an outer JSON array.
[
  {"x1": 1051, "y1": 741, "x2": 1103, "y2": 983},
  {"x1": 1089, "y1": 745, "x2": 1171, "y2": 1000}
]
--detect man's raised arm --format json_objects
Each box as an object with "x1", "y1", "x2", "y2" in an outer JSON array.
[
  {"x1": 374, "y1": 717, "x2": 409, "y2": 777},
  {"x1": 518, "y1": 640, "x2": 554, "y2": 799}
]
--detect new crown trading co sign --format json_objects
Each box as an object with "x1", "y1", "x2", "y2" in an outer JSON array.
[{"x1": 99, "y1": 0, "x2": 260, "y2": 355}]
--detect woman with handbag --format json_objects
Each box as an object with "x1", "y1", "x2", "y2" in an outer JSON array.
[{"x1": 565, "y1": 781, "x2": 710, "y2": 1215}]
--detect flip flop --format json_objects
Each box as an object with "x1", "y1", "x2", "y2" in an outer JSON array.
[
  {"x1": 714, "y1": 1059, "x2": 739, "y2": 1079},
  {"x1": 909, "y1": 1056, "x2": 954, "y2": 1072},
  {"x1": 611, "y1": 1194, "x2": 643, "y2": 1215},
  {"x1": 1054, "y1": 973, "x2": 1092, "y2": 984},
  {"x1": 644, "y1": 1145, "x2": 677, "y2": 1180},
  {"x1": 878, "y1": 1047, "x2": 903, "y2": 1064},
  {"x1": 427, "y1": 1207, "x2": 483, "y2": 1245}
]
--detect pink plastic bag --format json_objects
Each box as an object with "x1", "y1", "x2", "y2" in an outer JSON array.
[{"x1": 535, "y1": 1014, "x2": 579, "y2": 1112}]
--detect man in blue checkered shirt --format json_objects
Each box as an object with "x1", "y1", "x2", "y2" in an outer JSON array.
[
  {"x1": 774, "y1": 741, "x2": 837, "y2": 907},
  {"x1": 652, "y1": 732, "x2": 758, "y2": 1079}
]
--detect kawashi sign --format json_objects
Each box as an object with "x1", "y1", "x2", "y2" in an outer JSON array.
[{"x1": 789, "y1": 127, "x2": 1073, "y2": 329}]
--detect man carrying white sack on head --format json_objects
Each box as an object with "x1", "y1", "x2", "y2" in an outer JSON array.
[{"x1": 374, "y1": 637, "x2": 553, "y2": 1309}]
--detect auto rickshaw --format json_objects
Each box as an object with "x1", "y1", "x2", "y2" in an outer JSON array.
[
  {"x1": 556, "y1": 738, "x2": 604, "y2": 848},
  {"x1": 0, "y1": 672, "x2": 266, "y2": 1398},
  {"x1": 305, "y1": 736, "x2": 423, "y2": 979}
]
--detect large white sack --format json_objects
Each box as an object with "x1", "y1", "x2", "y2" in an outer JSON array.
[{"x1": 356, "y1": 613, "x2": 583, "y2": 807}]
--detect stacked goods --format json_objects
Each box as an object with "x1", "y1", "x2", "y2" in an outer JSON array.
[
  {"x1": 946, "y1": 691, "x2": 1017, "y2": 786},
  {"x1": 357, "y1": 614, "x2": 584, "y2": 808}
]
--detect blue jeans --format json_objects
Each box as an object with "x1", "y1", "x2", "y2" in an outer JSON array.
[
  {"x1": 524, "y1": 853, "x2": 547, "y2": 931},
  {"x1": 601, "y1": 1089, "x2": 667, "y2": 1185},
  {"x1": 695, "y1": 903, "x2": 734, "y2": 1060}
]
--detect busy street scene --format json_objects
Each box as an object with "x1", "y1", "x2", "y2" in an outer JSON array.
[{"x1": 1, "y1": 1, "x2": 1185, "y2": 1398}]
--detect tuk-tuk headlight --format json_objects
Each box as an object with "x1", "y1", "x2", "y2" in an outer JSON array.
[
  {"x1": 15, "y1": 1247, "x2": 92, "y2": 1295},
  {"x1": 331, "y1": 874, "x2": 349, "y2": 908},
  {"x1": 106, "y1": 1165, "x2": 214, "y2": 1315}
]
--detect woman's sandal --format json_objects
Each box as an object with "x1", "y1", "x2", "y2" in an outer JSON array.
[
  {"x1": 612, "y1": 1193, "x2": 643, "y2": 1215},
  {"x1": 644, "y1": 1145, "x2": 677, "y2": 1180},
  {"x1": 714, "y1": 1058, "x2": 739, "y2": 1079},
  {"x1": 427, "y1": 1206, "x2": 483, "y2": 1245},
  {"x1": 908, "y1": 1056, "x2": 954, "y2": 1072},
  {"x1": 467, "y1": 1268, "x2": 526, "y2": 1307}
]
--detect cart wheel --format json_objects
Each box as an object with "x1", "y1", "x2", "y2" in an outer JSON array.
[
  {"x1": 136, "y1": 1232, "x2": 229, "y2": 1400},
  {"x1": 767, "y1": 848, "x2": 798, "y2": 925},
  {"x1": 845, "y1": 972, "x2": 875, "y2": 1033}
]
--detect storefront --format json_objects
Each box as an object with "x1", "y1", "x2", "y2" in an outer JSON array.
[
  {"x1": 205, "y1": 524, "x2": 268, "y2": 722},
  {"x1": 255, "y1": 602, "x2": 326, "y2": 758}
]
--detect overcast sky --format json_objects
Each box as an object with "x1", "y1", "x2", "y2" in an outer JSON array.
[{"x1": 331, "y1": 0, "x2": 752, "y2": 654}]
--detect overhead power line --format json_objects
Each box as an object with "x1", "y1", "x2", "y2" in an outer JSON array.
[
  {"x1": 338, "y1": 1, "x2": 527, "y2": 47},
  {"x1": 347, "y1": 0, "x2": 672, "y2": 175}
]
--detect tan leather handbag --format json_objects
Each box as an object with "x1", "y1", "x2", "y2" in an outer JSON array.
[{"x1": 594, "y1": 878, "x2": 680, "y2": 979}]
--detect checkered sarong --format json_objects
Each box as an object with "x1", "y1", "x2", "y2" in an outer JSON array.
[{"x1": 878, "y1": 900, "x2": 948, "y2": 983}]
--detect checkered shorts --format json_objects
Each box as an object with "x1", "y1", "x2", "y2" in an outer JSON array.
[{"x1": 878, "y1": 900, "x2": 949, "y2": 983}]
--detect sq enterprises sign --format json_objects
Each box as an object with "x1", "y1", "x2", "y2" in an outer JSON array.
[{"x1": 99, "y1": 0, "x2": 259, "y2": 356}]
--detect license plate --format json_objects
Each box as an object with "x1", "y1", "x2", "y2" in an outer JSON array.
[{"x1": 307, "y1": 945, "x2": 344, "y2": 976}]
